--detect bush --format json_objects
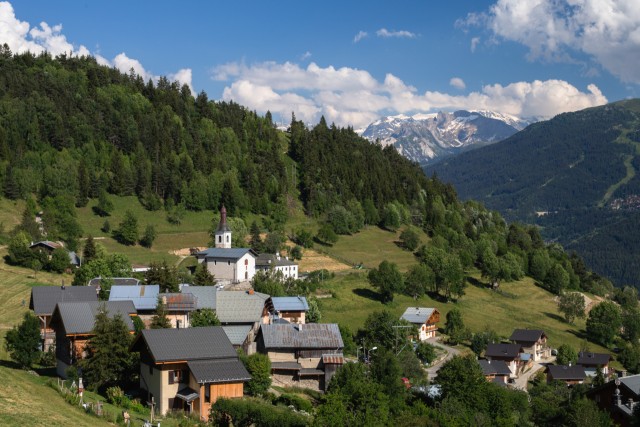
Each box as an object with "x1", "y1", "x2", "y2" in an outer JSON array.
[
  {"x1": 40, "y1": 347, "x2": 56, "y2": 367},
  {"x1": 275, "y1": 393, "x2": 313, "y2": 412}
]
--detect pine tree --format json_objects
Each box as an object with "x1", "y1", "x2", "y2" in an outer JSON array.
[
  {"x1": 115, "y1": 210, "x2": 139, "y2": 245},
  {"x1": 249, "y1": 221, "x2": 263, "y2": 252},
  {"x1": 83, "y1": 235, "x2": 97, "y2": 263},
  {"x1": 139, "y1": 224, "x2": 157, "y2": 248},
  {"x1": 193, "y1": 263, "x2": 215, "y2": 286},
  {"x1": 150, "y1": 297, "x2": 171, "y2": 329},
  {"x1": 4, "y1": 312, "x2": 41, "y2": 369}
]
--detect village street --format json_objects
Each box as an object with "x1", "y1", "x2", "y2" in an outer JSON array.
[
  {"x1": 425, "y1": 337, "x2": 461, "y2": 379},
  {"x1": 513, "y1": 356, "x2": 556, "y2": 391}
]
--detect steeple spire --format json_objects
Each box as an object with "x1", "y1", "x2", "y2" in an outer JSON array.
[{"x1": 214, "y1": 205, "x2": 232, "y2": 248}]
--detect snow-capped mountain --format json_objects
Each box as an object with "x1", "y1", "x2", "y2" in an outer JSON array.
[{"x1": 361, "y1": 110, "x2": 530, "y2": 165}]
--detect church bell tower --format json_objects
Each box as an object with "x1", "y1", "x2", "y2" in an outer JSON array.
[{"x1": 215, "y1": 205, "x2": 232, "y2": 248}]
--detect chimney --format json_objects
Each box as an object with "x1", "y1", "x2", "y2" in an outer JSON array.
[
  {"x1": 248, "y1": 289, "x2": 254, "y2": 295},
  {"x1": 61, "y1": 280, "x2": 65, "y2": 290}
]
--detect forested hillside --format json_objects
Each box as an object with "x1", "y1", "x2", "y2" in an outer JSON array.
[{"x1": 428, "y1": 100, "x2": 640, "y2": 287}]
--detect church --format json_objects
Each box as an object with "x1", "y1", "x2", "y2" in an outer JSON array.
[{"x1": 195, "y1": 206, "x2": 257, "y2": 283}]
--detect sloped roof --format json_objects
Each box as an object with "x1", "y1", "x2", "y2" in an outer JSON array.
[
  {"x1": 271, "y1": 296, "x2": 309, "y2": 312},
  {"x1": 216, "y1": 291, "x2": 269, "y2": 323},
  {"x1": 181, "y1": 285, "x2": 218, "y2": 310},
  {"x1": 29, "y1": 240, "x2": 63, "y2": 250},
  {"x1": 255, "y1": 254, "x2": 297, "y2": 268},
  {"x1": 509, "y1": 329, "x2": 546, "y2": 342},
  {"x1": 196, "y1": 248, "x2": 256, "y2": 260},
  {"x1": 260, "y1": 323, "x2": 344, "y2": 349},
  {"x1": 132, "y1": 326, "x2": 237, "y2": 362},
  {"x1": 88, "y1": 277, "x2": 139, "y2": 287},
  {"x1": 187, "y1": 359, "x2": 250, "y2": 384},
  {"x1": 485, "y1": 343, "x2": 522, "y2": 359},
  {"x1": 577, "y1": 352, "x2": 611, "y2": 366},
  {"x1": 30, "y1": 285, "x2": 97, "y2": 316},
  {"x1": 619, "y1": 374, "x2": 640, "y2": 396},
  {"x1": 221, "y1": 325, "x2": 252, "y2": 346},
  {"x1": 52, "y1": 301, "x2": 136, "y2": 334},
  {"x1": 161, "y1": 293, "x2": 197, "y2": 311},
  {"x1": 547, "y1": 365, "x2": 586, "y2": 380},
  {"x1": 400, "y1": 307, "x2": 438, "y2": 324},
  {"x1": 109, "y1": 285, "x2": 160, "y2": 310},
  {"x1": 479, "y1": 359, "x2": 512, "y2": 376}
]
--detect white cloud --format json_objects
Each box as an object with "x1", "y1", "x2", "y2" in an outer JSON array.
[
  {"x1": 353, "y1": 30, "x2": 368, "y2": 43},
  {"x1": 376, "y1": 28, "x2": 417, "y2": 39},
  {"x1": 213, "y1": 60, "x2": 607, "y2": 128},
  {"x1": 450, "y1": 77, "x2": 466, "y2": 90},
  {"x1": 301, "y1": 51, "x2": 312, "y2": 60},
  {"x1": 471, "y1": 37, "x2": 480, "y2": 52},
  {"x1": 0, "y1": 1, "x2": 193, "y2": 91},
  {"x1": 460, "y1": 0, "x2": 640, "y2": 83}
]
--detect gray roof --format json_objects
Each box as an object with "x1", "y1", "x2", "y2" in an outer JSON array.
[
  {"x1": 486, "y1": 343, "x2": 523, "y2": 359},
  {"x1": 109, "y1": 285, "x2": 160, "y2": 310},
  {"x1": 221, "y1": 325, "x2": 252, "y2": 346},
  {"x1": 619, "y1": 374, "x2": 640, "y2": 396},
  {"x1": 400, "y1": 307, "x2": 438, "y2": 324},
  {"x1": 216, "y1": 291, "x2": 269, "y2": 323},
  {"x1": 30, "y1": 285, "x2": 97, "y2": 315},
  {"x1": 478, "y1": 359, "x2": 512, "y2": 376},
  {"x1": 132, "y1": 326, "x2": 237, "y2": 362},
  {"x1": 88, "y1": 277, "x2": 139, "y2": 287},
  {"x1": 68, "y1": 251, "x2": 81, "y2": 266},
  {"x1": 256, "y1": 254, "x2": 297, "y2": 268},
  {"x1": 510, "y1": 329, "x2": 546, "y2": 342},
  {"x1": 188, "y1": 359, "x2": 251, "y2": 384},
  {"x1": 52, "y1": 301, "x2": 136, "y2": 334},
  {"x1": 547, "y1": 365, "x2": 586, "y2": 380},
  {"x1": 577, "y1": 352, "x2": 611, "y2": 366},
  {"x1": 196, "y1": 248, "x2": 256, "y2": 260},
  {"x1": 161, "y1": 293, "x2": 197, "y2": 311},
  {"x1": 271, "y1": 296, "x2": 309, "y2": 312},
  {"x1": 29, "y1": 240, "x2": 63, "y2": 250},
  {"x1": 260, "y1": 323, "x2": 344, "y2": 349},
  {"x1": 181, "y1": 285, "x2": 218, "y2": 310}
]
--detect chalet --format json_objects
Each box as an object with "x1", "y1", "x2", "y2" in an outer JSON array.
[
  {"x1": 266, "y1": 296, "x2": 309, "y2": 324},
  {"x1": 588, "y1": 374, "x2": 640, "y2": 426},
  {"x1": 160, "y1": 293, "x2": 197, "y2": 329},
  {"x1": 578, "y1": 351, "x2": 611, "y2": 377},
  {"x1": 195, "y1": 206, "x2": 257, "y2": 283},
  {"x1": 29, "y1": 285, "x2": 97, "y2": 351},
  {"x1": 131, "y1": 326, "x2": 250, "y2": 421},
  {"x1": 50, "y1": 301, "x2": 136, "y2": 378},
  {"x1": 478, "y1": 359, "x2": 512, "y2": 385},
  {"x1": 546, "y1": 364, "x2": 586, "y2": 385},
  {"x1": 255, "y1": 253, "x2": 299, "y2": 280},
  {"x1": 509, "y1": 329, "x2": 550, "y2": 361},
  {"x1": 485, "y1": 343, "x2": 523, "y2": 377},
  {"x1": 109, "y1": 284, "x2": 160, "y2": 327},
  {"x1": 257, "y1": 323, "x2": 344, "y2": 391},
  {"x1": 29, "y1": 240, "x2": 81, "y2": 268},
  {"x1": 400, "y1": 307, "x2": 440, "y2": 341}
]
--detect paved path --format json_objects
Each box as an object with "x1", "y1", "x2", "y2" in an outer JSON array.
[
  {"x1": 513, "y1": 356, "x2": 556, "y2": 391},
  {"x1": 425, "y1": 337, "x2": 461, "y2": 379}
]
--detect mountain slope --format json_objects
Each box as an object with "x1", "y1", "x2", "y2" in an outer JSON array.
[
  {"x1": 427, "y1": 100, "x2": 640, "y2": 286},
  {"x1": 361, "y1": 110, "x2": 529, "y2": 165}
]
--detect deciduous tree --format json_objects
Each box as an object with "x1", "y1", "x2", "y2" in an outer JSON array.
[
  {"x1": 190, "y1": 308, "x2": 221, "y2": 327},
  {"x1": 4, "y1": 312, "x2": 41, "y2": 369},
  {"x1": 558, "y1": 292, "x2": 586, "y2": 324},
  {"x1": 586, "y1": 301, "x2": 622, "y2": 347},
  {"x1": 368, "y1": 260, "x2": 404, "y2": 303}
]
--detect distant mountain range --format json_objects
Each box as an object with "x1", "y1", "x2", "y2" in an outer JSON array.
[
  {"x1": 427, "y1": 99, "x2": 640, "y2": 287},
  {"x1": 360, "y1": 110, "x2": 530, "y2": 165}
]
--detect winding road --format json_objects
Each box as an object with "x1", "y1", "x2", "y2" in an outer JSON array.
[{"x1": 425, "y1": 337, "x2": 461, "y2": 379}]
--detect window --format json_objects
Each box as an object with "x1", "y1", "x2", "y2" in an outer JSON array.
[
  {"x1": 245, "y1": 259, "x2": 248, "y2": 266},
  {"x1": 149, "y1": 364, "x2": 153, "y2": 375},
  {"x1": 218, "y1": 236, "x2": 222, "y2": 243},
  {"x1": 169, "y1": 369, "x2": 187, "y2": 384},
  {"x1": 205, "y1": 384, "x2": 211, "y2": 403},
  {"x1": 226, "y1": 235, "x2": 230, "y2": 242},
  {"x1": 228, "y1": 260, "x2": 230, "y2": 265}
]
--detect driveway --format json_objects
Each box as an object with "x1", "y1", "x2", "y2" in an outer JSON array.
[
  {"x1": 513, "y1": 356, "x2": 556, "y2": 391},
  {"x1": 425, "y1": 337, "x2": 461, "y2": 379}
]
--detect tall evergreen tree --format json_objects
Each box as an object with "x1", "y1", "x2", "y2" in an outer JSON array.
[
  {"x1": 4, "y1": 312, "x2": 41, "y2": 369},
  {"x1": 193, "y1": 262, "x2": 215, "y2": 286},
  {"x1": 114, "y1": 210, "x2": 139, "y2": 245},
  {"x1": 150, "y1": 297, "x2": 171, "y2": 329},
  {"x1": 82, "y1": 235, "x2": 97, "y2": 263}
]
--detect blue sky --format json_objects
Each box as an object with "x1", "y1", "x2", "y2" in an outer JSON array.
[{"x1": 3, "y1": 1, "x2": 639, "y2": 128}]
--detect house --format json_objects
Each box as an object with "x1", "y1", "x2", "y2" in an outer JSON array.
[
  {"x1": 29, "y1": 240, "x2": 81, "y2": 268},
  {"x1": 546, "y1": 364, "x2": 586, "y2": 385},
  {"x1": 131, "y1": 326, "x2": 250, "y2": 421},
  {"x1": 160, "y1": 293, "x2": 197, "y2": 328},
  {"x1": 255, "y1": 253, "x2": 299, "y2": 280},
  {"x1": 578, "y1": 351, "x2": 611, "y2": 377},
  {"x1": 87, "y1": 277, "x2": 140, "y2": 296},
  {"x1": 50, "y1": 301, "x2": 136, "y2": 378},
  {"x1": 478, "y1": 359, "x2": 512, "y2": 385},
  {"x1": 266, "y1": 296, "x2": 309, "y2": 324},
  {"x1": 400, "y1": 307, "x2": 440, "y2": 341},
  {"x1": 509, "y1": 329, "x2": 550, "y2": 361},
  {"x1": 257, "y1": 323, "x2": 344, "y2": 391},
  {"x1": 109, "y1": 285, "x2": 160, "y2": 327},
  {"x1": 587, "y1": 374, "x2": 640, "y2": 426},
  {"x1": 29, "y1": 284, "x2": 98, "y2": 351},
  {"x1": 195, "y1": 206, "x2": 257, "y2": 283},
  {"x1": 485, "y1": 343, "x2": 524, "y2": 377}
]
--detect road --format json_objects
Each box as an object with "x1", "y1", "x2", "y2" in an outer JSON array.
[
  {"x1": 513, "y1": 356, "x2": 556, "y2": 391},
  {"x1": 425, "y1": 337, "x2": 461, "y2": 379}
]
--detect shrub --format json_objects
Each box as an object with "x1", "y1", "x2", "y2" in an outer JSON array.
[{"x1": 275, "y1": 393, "x2": 313, "y2": 412}]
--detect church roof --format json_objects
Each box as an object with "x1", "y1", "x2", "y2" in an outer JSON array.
[
  {"x1": 216, "y1": 205, "x2": 231, "y2": 233},
  {"x1": 196, "y1": 248, "x2": 257, "y2": 260}
]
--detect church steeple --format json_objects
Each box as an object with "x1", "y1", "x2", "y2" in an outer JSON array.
[{"x1": 215, "y1": 205, "x2": 232, "y2": 248}]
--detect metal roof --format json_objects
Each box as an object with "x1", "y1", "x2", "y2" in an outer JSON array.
[
  {"x1": 322, "y1": 354, "x2": 345, "y2": 364},
  {"x1": 88, "y1": 277, "x2": 139, "y2": 287},
  {"x1": 271, "y1": 296, "x2": 309, "y2": 312},
  {"x1": 161, "y1": 293, "x2": 197, "y2": 311},
  {"x1": 485, "y1": 343, "x2": 522, "y2": 359},
  {"x1": 216, "y1": 291, "x2": 269, "y2": 323},
  {"x1": 478, "y1": 359, "x2": 512, "y2": 376},
  {"x1": 619, "y1": 374, "x2": 640, "y2": 396},
  {"x1": 260, "y1": 323, "x2": 344, "y2": 349},
  {"x1": 30, "y1": 285, "x2": 97, "y2": 316},
  {"x1": 221, "y1": 325, "x2": 252, "y2": 346},
  {"x1": 29, "y1": 240, "x2": 63, "y2": 250},
  {"x1": 196, "y1": 248, "x2": 256, "y2": 260},
  {"x1": 109, "y1": 285, "x2": 160, "y2": 310},
  {"x1": 52, "y1": 301, "x2": 136, "y2": 334},
  {"x1": 400, "y1": 307, "x2": 437, "y2": 324},
  {"x1": 547, "y1": 365, "x2": 586, "y2": 380},
  {"x1": 181, "y1": 285, "x2": 218, "y2": 310},
  {"x1": 256, "y1": 254, "x2": 298, "y2": 268},
  {"x1": 132, "y1": 326, "x2": 237, "y2": 362},
  {"x1": 577, "y1": 352, "x2": 611, "y2": 366},
  {"x1": 509, "y1": 329, "x2": 546, "y2": 342},
  {"x1": 176, "y1": 387, "x2": 199, "y2": 403},
  {"x1": 188, "y1": 359, "x2": 251, "y2": 384},
  {"x1": 271, "y1": 362, "x2": 302, "y2": 370}
]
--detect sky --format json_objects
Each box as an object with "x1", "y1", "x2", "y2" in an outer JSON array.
[{"x1": 2, "y1": 0, "x2": 639, "y2": 129}]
